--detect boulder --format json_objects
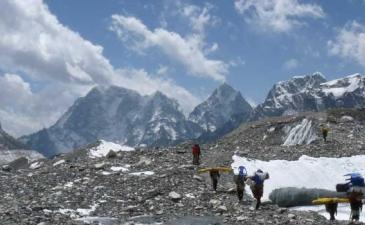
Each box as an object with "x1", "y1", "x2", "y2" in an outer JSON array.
[
  {"x1": 136, "y1": 156, "x2": 152, "y2": 166},
  {"x1": 193, "y1": 175, "x2": 203, "y2": 182},
  {"x1": 340, "y1": 115, "x2": 354, "y2": 122},
  {"x1": 217, "y1": 205, "x2": 227, "y2": 212},
  {"x1": 209, "y1": 199, "x2": 221, "y2": 207},
  {"x1": 106, "y1": 150, "x2": 117, "y2": 158},
  {"x1": 94, "y1": 162, "x2": 106, "y2": 170},
  {"x1": 8, "y1": 157, "x2": 29, "y2": 170},
  {"x1": 269, "y1": 187, "x2": 346, "y2": 207},
  {"x1": 169, "y1": 191, "x2": 182, "y2": 202},
  {"x1": 1, "y1": 165, "x2": 11, "y2": 172}
]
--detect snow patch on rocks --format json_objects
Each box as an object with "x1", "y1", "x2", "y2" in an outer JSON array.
[
  {"x1": 89, "y1": 140, "x2": 134, "y2": 158},
  {"x1": 29, "y1": 161, "x2": 43, "y2": 169},
  {"x1": 0, "y1": 150, "x2": 44, "y2": 165},
  {"x1": 53, "y1": 159, "x2": 65, "y2": 166},
  {"x1": 129, "y1": 171, "x2": 155, "y2": 176},
  {"x1": 110, "y1": 165, "x2": 130, "y2": 172},
  {"x1": 77, "y1": 203, "x2": 99, "y2": 216}
]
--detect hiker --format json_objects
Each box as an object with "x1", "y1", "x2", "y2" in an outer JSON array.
[
  {"x1": 320, "y1": 125, "x2": 329, "y2": 142},
  {"x1": 233, "y1": 166, "x2": 247, "y2": 202},
  {"x1": 246, "y1": 169, "x2": 269, "y2": 209},
  {"x1": 210, "y1": 169, "x2": 220, "y2": 192},
  {"x1": 192, "y1": 144, "x2": 201, "y2": 165},
  {"x1": 325, "y1": 202, "x2": 338, "y2": 221},
  {"x1": 349, "y1": 191, "x2": 362, "y2": 223},
  {"x1": 346, "y1": 173, "x2": 365, "y2": 222}
]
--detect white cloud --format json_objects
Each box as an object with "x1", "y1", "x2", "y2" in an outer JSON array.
[
  {"x1": 328, "y1": 21, "x2": 365, "y2": 68},
  {"x1": 0, "y1": 0, "x2": 201, "y2": 136},
  {"x1": 204, "y1": 42, "x2": 219, "y2": 55},
  {"x1": 0, "y1": 73, "x2": 91, "y2": 136},
  {"x1": 110, "y1": 14, "x2": 228, "y2": 81},
  {"x1": 156, "y1": 65, "x2": 169, "y2": 76},
  {"x1": 234, "y1": 0, "x2": 325, "y2": 32},
  {"x1": 181, "y1": 3, "x2": 219, "y2": 34},
  {"x1": 229, "y1": 57, "x2": 246, "y2": 67},
  {"x1": 0, "y1": 0, "x2": 115, "y2": 85},
  {"x1": 0, "y1": 74, "x2": 33, "y2": 107},
  {"x1": 283, "y1": 58, "x2": 299, "y2": 70}
]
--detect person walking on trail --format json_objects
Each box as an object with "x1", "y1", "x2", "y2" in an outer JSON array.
[
  {"x1": 320, "y1": 125, "x2": 329, "y2": 142},
  {"x1": 233, "y1": 166, "x2": 247, "y2": 202},
  {"x1": 246, "y1": 169, "x2": 269, "y2": 209},
  {"x1": 209, "y1": 169, "x2": 220, "y2": 192},
  {"x1": 192, "y1": 144, "x2": 201, "y2": 165},
  {"x1": 349, "y1": 191, "x2": 362, "y2": 223},
  {"x1": 345, "y1": 173, "x2": 365, "y2": 223},
  {"x1": 325, "y1": 202, "x2": 338, "y2": 221}
]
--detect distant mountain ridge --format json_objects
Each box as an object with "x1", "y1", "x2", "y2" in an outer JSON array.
[
  {"x1": 0, "y1": 122, "x2": 44, "y2": 165},
  {"x1": 19, "y1": 72, "x2": 365, "y2": 157},
  {"x1": 20, "y1": 86, "x2": 203, "y2": 157},
  {"x1": 251, "y1": 72, "x2": 365, "y2": 120},
  {"x1": 0, "y1": 122, "x2": 27, "y2": 150}
]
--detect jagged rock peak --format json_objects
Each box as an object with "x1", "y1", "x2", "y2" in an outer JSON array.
[
  {"x1": 151, "y1": 90, "x2": 172, "y2": 101},
  {"x1": 212, "y1": 82, "x2": 239, "y2": 99},
  {"x1": 21, "y1": 85, "x2": 199, "y2": 156},
  {"x1": 251, "y1": 72, "x2": 365, "y2": 120},
  {"x1": 88, "y1": 85, "x2": 140, "y2": 96},
  {"x1": 189, "y1": 82, "x2": 252, "y2": 136},
  {"x1": 275, "y1": 72, "x2": 327, "y2": 91}
]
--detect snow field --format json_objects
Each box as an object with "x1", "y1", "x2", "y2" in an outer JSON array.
[
  {"x1": 89, "y1": 140, "x2": 135, "y2": 158},
  {"x1": 232, "y1": 154, "x2": 365, "y2": 221}
]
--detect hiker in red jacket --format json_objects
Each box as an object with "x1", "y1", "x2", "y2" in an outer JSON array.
[{"x1": 192, "y1": 144, "x2": 201, "y2": 165}]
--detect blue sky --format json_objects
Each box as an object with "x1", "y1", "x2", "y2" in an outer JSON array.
[
  {"x1": 44, "y1": 0, "x2": 365, "y2": 100},
  {"x1": 0, "y1": 0, "x2": 365, "y2": 136}
]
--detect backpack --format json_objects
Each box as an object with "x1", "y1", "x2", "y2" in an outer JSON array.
[
  {"x1": 238, "y1": 166, "x2": 247, "y2": 177},
  {"x1": 253, "y1": 172, "x2": 265, "y2": 185},
  {"x1": 346, "y1": 173, "x2": 365, "y2": 187}
]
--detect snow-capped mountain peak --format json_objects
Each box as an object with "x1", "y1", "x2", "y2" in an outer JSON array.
[
  {"x1": 212, "y1": 82, "x2": 239, "y2": 101},
  {"x1": 320, "y1": 73, "x2": 364, "y2": 98},
  {"x1": 252, "y1": 72, "x2": 365, "y2": 120},
  {"x1": 272, "y1": 72, "x2": 326, "y2": 97},
  {"x1": 252, "y1": 72, "x2": 327, "y2": 119},
  {"x1": 189, "y1": 83, "x2": 253, "y2": 139},
  {"x1": 21, "y1": 85, "x2": 201, "y2": 156}
]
